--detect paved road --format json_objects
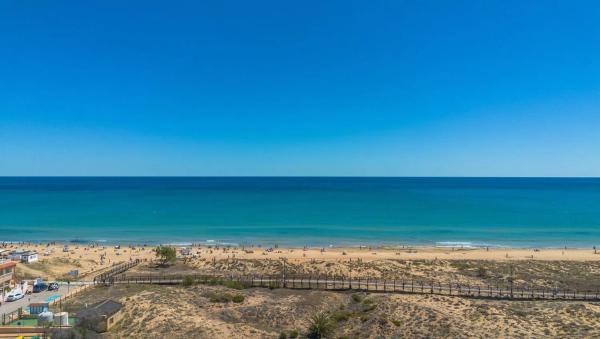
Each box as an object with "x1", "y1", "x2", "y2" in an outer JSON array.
[{"x1": 0, "y1": 287, "x2": 70, "y2": 316}]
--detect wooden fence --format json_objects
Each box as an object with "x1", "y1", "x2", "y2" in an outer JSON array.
[
  {"x1": 106, "y1": 272, "x2": 600, "y2": 302},
  {"x1": 93, "y1": 259, "x2": 141, "y2": 285},
  {"x1": 49, "y1": 283, "x2": 94, "y2": 309},
  {"x1": 1, "y1": 307, "x2": 22, "y2": 325}
]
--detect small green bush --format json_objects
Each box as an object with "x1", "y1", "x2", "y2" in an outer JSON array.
[
  {"x1": 197, "y1": 277, "x2": 247, "y2": 289},
  {"x1": 154, "y1": 246, "x2": 177, "y2": 265},
  {"x1": 206, "y1": 291, "x2": 245, "y2": 303},
  {"x1": 289, "y1": 329, "x2": 299, "y2": 338},
  {"x1": 477, "y1": 267, "x2": 488, "y2": 278},
  {"x1": 330, "y1": 310, "x2": 353, "y2": 323},
  {"x1": 351, "y1": 293, "x2": 363, "y2": 303},
  {"x1": 362, "y1": 303, "x2": 377, "y2": 312},
  {"x1": 391, "y1": 319, "x2": 402, "y2": 327},
  {"x1": 207, "y1": 278, "x2": 223, "y2": 286},
  {"x1": 208, "y1": 292, "x2": 231, "y2": 303},
  {"x1": 307, "y1": 312, "x2": 333, "y2": 339},
  {"x1": 231, "y1": 294, "x2": 245, "y2": 303},
  {"x1": 182, "y1": 275, "x2": 195, "y2": 287},
  {"x1": 223, "y1": 280, "x2": 245, "y2": 290}
]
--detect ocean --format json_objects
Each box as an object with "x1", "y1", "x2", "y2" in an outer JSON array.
[{"x1": 1, "y1": 177, "x2": 599, "y2": 248}]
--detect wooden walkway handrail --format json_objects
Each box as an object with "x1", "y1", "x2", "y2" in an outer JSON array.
[{"x1": 106, "y1": 272, "x2": 600, "y2": 302}]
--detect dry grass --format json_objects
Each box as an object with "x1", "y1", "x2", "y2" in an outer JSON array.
[
  {"x1": 56, "y1": 283, "x2": 600, "y2": 338},
  {"x1": 129, "y1": 257, "x2": 600, "y2": 291}
]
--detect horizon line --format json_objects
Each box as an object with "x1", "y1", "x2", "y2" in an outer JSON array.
[{"x1": 1, "y1": 175, "x2": 599, "y2": 179}]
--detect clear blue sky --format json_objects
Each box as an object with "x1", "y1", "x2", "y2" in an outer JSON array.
[{"x1": 1, "y1": 1, "x2": 599, "y2": 176}]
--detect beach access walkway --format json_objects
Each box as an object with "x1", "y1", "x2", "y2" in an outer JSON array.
[{"x1": 97, "y1": 269, "x2": 600, "y2": 302}]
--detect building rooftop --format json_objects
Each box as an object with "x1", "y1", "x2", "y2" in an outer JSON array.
[
  {"x1": 10, "y1": 250, "x2": 37, "y2": 255},
  {"x1": 0, "y1": 260, "x2": 17, "y2": 269},
  {"x1": 78, "y1": 299, "x2": 124, "y2": 318}
]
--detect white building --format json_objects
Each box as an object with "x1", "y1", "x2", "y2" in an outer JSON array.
[
  {"x1": 9, "y1": 250, "x2": 39, "y2": 263},
  {"x1": 8, "y1": 250, "x2": 26, "y2": 261},
  {"x1": 21, "y1": 251, "x2": 38, "y2": 263}
]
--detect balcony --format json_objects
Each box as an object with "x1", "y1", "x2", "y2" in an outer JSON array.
[{"x1": 0, "y1": 271, "x2": 13, "y2": 283}]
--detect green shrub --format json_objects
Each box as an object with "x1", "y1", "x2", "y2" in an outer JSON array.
[
  {"x1": 201, "y1": 278, "x2": 246, "y2": 289},
  {"x1": 154, "y1": 246, "x2": 177, "y2": 265},
  {"x1": 182, "y1": 275, "x2": 195, "y2": 287},
  {"x1": 362, "y1": 303, "x2": 377, "y2": 312},
  {"x1": 289, "y1": 329, "x2": 299, "y2": 338},
  {"x1": 477, "y1": 267, "x2": 488, "y2": 278},
  {"x1": 307, "y1": 312, "x2": 333, "y2": 339},
  {"x1": 223, "y1": 280, "x2": 245, "y2": 290},
  {"x1": 206, "y1": 291, "x2": 245, "y2": 303},
  {"x1": 208, "y1": 292, "x2": 231, "y2": 303},
  {"x1": 207, "y1": 278, "x2": 223, "y2": 286},
  {"x1": 330, "y1": 310, "x2": 353, "y2": 323},
  {"x1": 391, "y1": 319, "x2": 402, "y2": 327},
  {"x1": 351, "y1": 293, "x2": 363, "y2": 303},
  {"x1": 231, "y1": 294, "x2": 245, "y2": 303}
]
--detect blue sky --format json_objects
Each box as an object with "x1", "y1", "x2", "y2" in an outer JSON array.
[{"x1": 1, "y1": 1, "x2": 599, "y2": 176}]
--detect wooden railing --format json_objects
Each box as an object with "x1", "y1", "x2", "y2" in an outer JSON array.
[
  {"x1": 1, "y1": 307, "x2": 22, "y2": 325},
  {"x1": 108, "y1": 272, "x2": 600, "y2": 302},
  {"x1": 0, "y1": 272, "x2": 13, "y2": 283},
  {"x1": 93, "y1": 259, "x2": 141, "y2": 285}
]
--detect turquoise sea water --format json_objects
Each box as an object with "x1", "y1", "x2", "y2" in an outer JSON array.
[{"x1": 1, "y1": 177, "x2": 599, "y2": 248}]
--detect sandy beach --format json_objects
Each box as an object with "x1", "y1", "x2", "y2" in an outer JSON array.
[
  {"x1": 4, "y1": 242, "x2": 599, "y2": 281},
  {"x1": 37, "y1": 243, "x2": 600, "y2": 338},
  {"x1": 5, "y1": 242, "x2": 600, "y2": 338}
]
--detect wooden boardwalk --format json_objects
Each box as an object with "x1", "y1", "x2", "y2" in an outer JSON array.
[
  {"x1": 101, "y1": 272, "x2": 600, "y2": 302},
  {"x1": 93, "y1": 259, "x2": 141, "y2": 284}
]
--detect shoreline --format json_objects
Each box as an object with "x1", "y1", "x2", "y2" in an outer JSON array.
[
  {"x1": 3, "y1": 242, "x2": 600, "y2": 263},
  {"x1": 2, "y1": 239, "x2": 599, "y2": 251},
  {"x1": 3, "y1": 241, "x2": 600, "y2": 282}
]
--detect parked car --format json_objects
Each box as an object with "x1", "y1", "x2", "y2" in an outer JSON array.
[
  {"x1": 33, "y1": 283, "x2": 49, "y2": 293},
  {"x1": 48, "y1": 282, "x2": 60, "y2": 291},
  {"x1": 6, "y1": 290, "x2": 24, "y2": 302}
]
